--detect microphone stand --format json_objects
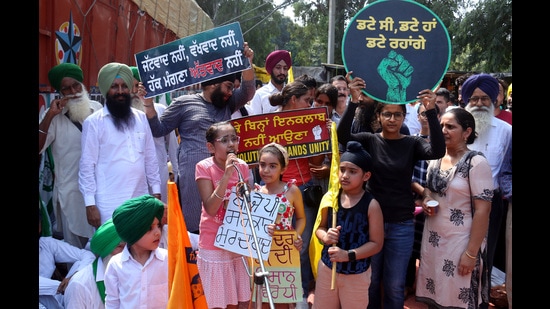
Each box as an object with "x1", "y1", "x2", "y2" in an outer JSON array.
[{"x1": 233, "y1": 163, "x2": 275, "y2": 309}]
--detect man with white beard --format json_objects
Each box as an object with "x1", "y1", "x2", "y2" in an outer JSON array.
[
  {"x1": 129, "y1": 66, "x2": 178, "y2": 203},
  {"x1": 39, "y1": 63, "x2": 103, "y2": 248},
  {"x1": 462, "y1": 73, "x2": 512, "y2": 309}
]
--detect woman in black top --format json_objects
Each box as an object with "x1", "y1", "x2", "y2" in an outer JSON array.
[{"x1": 336, "y1": 74, "x2": 445, "y2": 309}]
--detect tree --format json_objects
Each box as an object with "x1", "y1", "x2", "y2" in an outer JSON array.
[
  {"x1": 451, "y1": 0, "x2": 512, "y2": 72},
  {"x1": 195, "y1": 0, "x2": 511, "y2": 73}
]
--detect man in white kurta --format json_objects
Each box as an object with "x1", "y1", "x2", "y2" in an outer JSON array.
[
  {"x1": 39, "y1": 235, "x2": 96, "y2": 308},
  {"x1": 39, "y1": 62, "x2": 103, "y2": 248},
  {"x1": 79, "y1": 62, "x2": 161, "y2": 227}
]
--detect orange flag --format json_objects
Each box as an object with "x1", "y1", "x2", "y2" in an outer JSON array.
[{"x1": 167, "y1": 181, "x2": 208, "y2": 308}]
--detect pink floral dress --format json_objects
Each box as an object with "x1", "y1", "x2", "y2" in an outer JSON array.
[{"x1": 255, "y1": 179, "x2": 296, "y2": 230}]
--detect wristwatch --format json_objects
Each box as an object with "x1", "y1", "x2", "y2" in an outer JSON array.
[{"x1": 348, "y1": 250, "x2": 356, "y2": 262}]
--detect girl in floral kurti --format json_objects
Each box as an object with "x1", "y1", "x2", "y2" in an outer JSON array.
[
  {"x1": 416, "y1": 108, "x2": 494, "y2": 309},
  {"x1": 255, "y1": 142, "x2": 305, "y2": 309}
]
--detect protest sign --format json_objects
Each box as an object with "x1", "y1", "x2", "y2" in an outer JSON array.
[
  {"x1": 251, "y1": 230, "x2": 302, "y2": 304},
  {"x1": 231, "y1": 107, "x2": 331, "y2": 165},
  {"x1": 342, "y1": 0, "x2": 451, "y2": 104},
  {"x1": 134, "y1": 22, "x2": 250, "y2": 98},
  {"x1": 214, "y1": 187, "x2": 279, "y2": 261}
]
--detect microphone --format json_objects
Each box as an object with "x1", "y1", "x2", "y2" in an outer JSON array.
[{"x1": 232, "y1": 161, "x2": 251, "y2": 205}]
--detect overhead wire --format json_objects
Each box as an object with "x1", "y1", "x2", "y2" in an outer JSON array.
[{"x1": 218, "y1": 0, "x2": 300, "y2": 35}]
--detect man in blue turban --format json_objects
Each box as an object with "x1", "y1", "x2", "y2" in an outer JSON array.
[{"x1": 464, "y1": 73, "x2": 512, "y2": 309}]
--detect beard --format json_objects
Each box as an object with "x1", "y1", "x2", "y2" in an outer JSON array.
[
  {"x1": 270, "y1": 71, "x2": 287, "y2": 85},
  {"x1": 210, "y1": 85, "x2": 228, "y2": 108},
  {"x1": 466, "y1": 104, "x2": 493, "y2": 136},
  {"x1": 131, "y1": 94, "x2": 145, "y2": 112},
  {"x1": 66, "y1": 87, "x2": 93, "y2": 123},
  {"x1": 105, "y1": 92, "x2": 135, "y2": 131}
]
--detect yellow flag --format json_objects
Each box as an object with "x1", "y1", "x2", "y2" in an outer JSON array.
[
  {"x1": 309, "y1": 121, "x2": 340, "y2": 279},
  {"x1": 287, "y1": 51, "x2": 294, "y2": 82},
  {"x1": 167, "y1": 181, "x2": 208, "y2": 309}
]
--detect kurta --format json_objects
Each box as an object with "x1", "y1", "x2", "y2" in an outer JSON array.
[
  {"x1": 416, "y1": 152, "x2": 494, "y2": 308},
  {"x1": 79, "y1": 106, "x2": 161, "y2": 224},
  {"x1": 40, "y1": 100, "x2": 103, "y2": 238}
]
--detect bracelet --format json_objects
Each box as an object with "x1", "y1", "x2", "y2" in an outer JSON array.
[
  {"x1": 39, "y1": 129, "x2": 48, "y2": 134},
  {"x1": 464, "y1": 250, "x2": 476, "y2": 259},
  {"x1": 213, "y1": 191, "x2": 224, "y2": 199}
]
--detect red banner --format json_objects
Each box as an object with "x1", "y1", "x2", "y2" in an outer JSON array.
[{"x1": 231, "y1": 107, "x2": 331, "y2": 164}]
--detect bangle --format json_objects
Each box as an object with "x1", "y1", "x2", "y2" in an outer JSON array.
[
  {"x1": 39, "y1": 129, "x2": 47, "y2": 134},
  {"x1": 465, "y1": 250, "x2": 476, "y2": 259},
  {"x1": 213, "y1": 191, "x2": 224, "y2": 199}
]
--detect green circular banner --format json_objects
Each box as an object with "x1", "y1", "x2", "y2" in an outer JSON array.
[{"x1": 342, "y1": 0, "x2": 451, "y2": 104}]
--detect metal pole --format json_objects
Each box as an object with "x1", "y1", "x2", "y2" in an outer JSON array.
[
  {"x1": 327, "y1": 0, "x2": 336, "y2": 64},
  {"x1": 233, "y1": 164, "x2": 275, "y2": 309}
]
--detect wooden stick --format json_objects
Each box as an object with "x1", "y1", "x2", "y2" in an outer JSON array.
[{"x1": 330, "y1": 209, "x2": 337, "y2": 290}]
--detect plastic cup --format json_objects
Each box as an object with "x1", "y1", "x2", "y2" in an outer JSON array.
[{"x1": 426, "y1": 200, "x2": 439, "y2": 214}]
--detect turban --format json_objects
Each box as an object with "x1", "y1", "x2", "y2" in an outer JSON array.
[
  {"x1": 340, "y1": 141, "x2": 373, "y2": 172},
  {"x1": 130, "y1": 66, "x2": 141, "y2": 82},
  {"x1": 97, "y1": 62, "x2": 134, "y2": 97},
  {"x1": 112, "y1": 195, "x2": 165, "y2": 246},
  {"x1": 90, "y1": 219, "x2": 122, "y2": 258},
  {"x1": 201, "y1": 73, "x2": 236, "y2": 87},
  {"x1": 265, "y1": 50, "x2": 292, "y2": 75},
  {"x1": 507, "y1": 83, "x2": 512, "y2": 98},
  {"x1": 461, "y1": 73, "x2": 499, "y2": 105},
  {"x1": 48, "y1": 63, "x2": 84, "y2": 91}
]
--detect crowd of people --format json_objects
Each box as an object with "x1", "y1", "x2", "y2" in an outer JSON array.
[{"x1": 39, "y1": 47, "x2": 512, "y2": 309}]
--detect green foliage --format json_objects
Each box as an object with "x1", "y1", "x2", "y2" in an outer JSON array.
[
  {"x1": 195, "y1": 0, "x2": 511, "y2": 73},
  {"x1": 451, "y1": 0, "x2": 512, "y2": 72}
]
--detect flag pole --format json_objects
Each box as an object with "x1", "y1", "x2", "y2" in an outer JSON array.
[{"x1": 330, "y1": 209, "x2": 337, "y2": 290}]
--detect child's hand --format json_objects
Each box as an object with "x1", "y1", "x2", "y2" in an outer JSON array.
[
  {"x1": 224, "y1": 152, "x2": 241, "y2": 177},
  {"x1": 327, "y1": 246, "x2": 346, "y2": 262},
  {"x1": 326, "y1": 119, "x2": 332, "y2": 131},
  {"x1": 267, "y1": 223, "x2": 275, "y2": 237},
  {"x1": 323, "y1": 226, "x2": 341, "y2": 245},
  {"x1": 294, "y1": 234, "x2": 303, "y2": 251}
]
